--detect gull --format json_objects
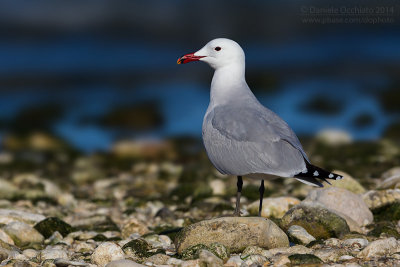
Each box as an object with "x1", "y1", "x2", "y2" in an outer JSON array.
[{"x1": 177, "y1": 38, "x2": 342, "y2": 216}]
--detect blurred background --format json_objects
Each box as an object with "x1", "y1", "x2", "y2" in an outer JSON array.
[{"x1": 0, "y1": 0, "x2": 399, "y2": 179}]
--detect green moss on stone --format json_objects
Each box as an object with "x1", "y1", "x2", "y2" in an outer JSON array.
[
  {"x1": 122, "y1": 238, "x2": 152, "y2": 259},
  {"x1": 34, "y1": 217, "x2": 73, "y2": 239},
  {"x1": 288, "y1": 253, "x2": 323, "y2": 265},
  {"x1": 208, "y1": 242, "x2": 230, "y2": 261},
  {"x1": 281, "y1": 204, "x2": 350, "y2": 239},
  {"x1": 367, "y1": 222, "x2": 400, "y2": 238},
  {"x1": 92, "y1": 234, "x2": 108, "y2": 241},
  {"x1": 181, "y1": 244, "x2": 209, "y2": 260},
  {"x1": 372, "y1": 201, "x2": 400, "y2": 222}
]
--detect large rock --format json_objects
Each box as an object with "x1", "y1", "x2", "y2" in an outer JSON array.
[
  {"x1": 357, "y1": 237, "x2": 398, "y2": 259},
  {"x1": 304, "y1": 187, "x2": 373, "y2": 227},
  {"x1": 3, "y1": 221, "x2": 44, "y2": 248},
  {"x1": 362, "y1": 189, "x2": 400, "y2": 210},
  {"x1": 175, "y1": 217, "x2": 288, "y2": 254},
  {"x1": 91, "y1": 242, "x2": 125, "y2": 267},
  {"x1": 248, "y1": 197, "x2": 300, "y2": 218},
  {"x1": 324, "y1": 170, "x2": 366, "y2": 194},
  {"x1": 280, "y1": 203, "x2": 350, "y2": 239}
]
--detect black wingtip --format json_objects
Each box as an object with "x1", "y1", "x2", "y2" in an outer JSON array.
[{"x1": 295, "y1": 162, "x2": 342, "y2": 186}]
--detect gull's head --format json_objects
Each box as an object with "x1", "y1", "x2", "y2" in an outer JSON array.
[{"x1": 177, "y1": 38, "x2": 245, "y2": 70}]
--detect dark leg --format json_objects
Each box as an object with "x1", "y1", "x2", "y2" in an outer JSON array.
[
  {"x1": 258, "y1": 180, "x2": 265, "y2": 217},
  {"x1": 234, "y1": 176, "x2": 243, "y2": 216}
]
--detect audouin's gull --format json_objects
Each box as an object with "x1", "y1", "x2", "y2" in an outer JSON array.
[{"x1": 177, "y1": 38, "x2": 342, "y2": 216}]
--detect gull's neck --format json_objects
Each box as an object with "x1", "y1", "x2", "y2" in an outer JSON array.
[{"x1": 209, "y1": 63, "x2": 254, "y2": 107}]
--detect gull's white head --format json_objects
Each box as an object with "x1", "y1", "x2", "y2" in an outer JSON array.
[{"x1": 177, "y1": 38, "x2": 245, "y2": 70}]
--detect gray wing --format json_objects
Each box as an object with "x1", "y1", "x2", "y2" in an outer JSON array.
[{"x1": 202, "y1": 105, "x2": 308, "y2": 177}]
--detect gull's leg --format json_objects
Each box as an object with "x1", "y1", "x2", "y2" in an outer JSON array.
[
  {"x1": 258, "y1": 180, "x2": 265, "y2": 217},
  {"x1": 234, "y1": 176, "x2": 243, "y2": 217}
]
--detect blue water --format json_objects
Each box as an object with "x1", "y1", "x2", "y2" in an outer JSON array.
[{"x1": 0, "y1": 32, "x2": 398, "y2": 152}]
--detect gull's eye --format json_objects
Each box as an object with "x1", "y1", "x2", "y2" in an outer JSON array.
[{"x1": 214, "y1": 46, "x2": 221, "y2": 51}]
